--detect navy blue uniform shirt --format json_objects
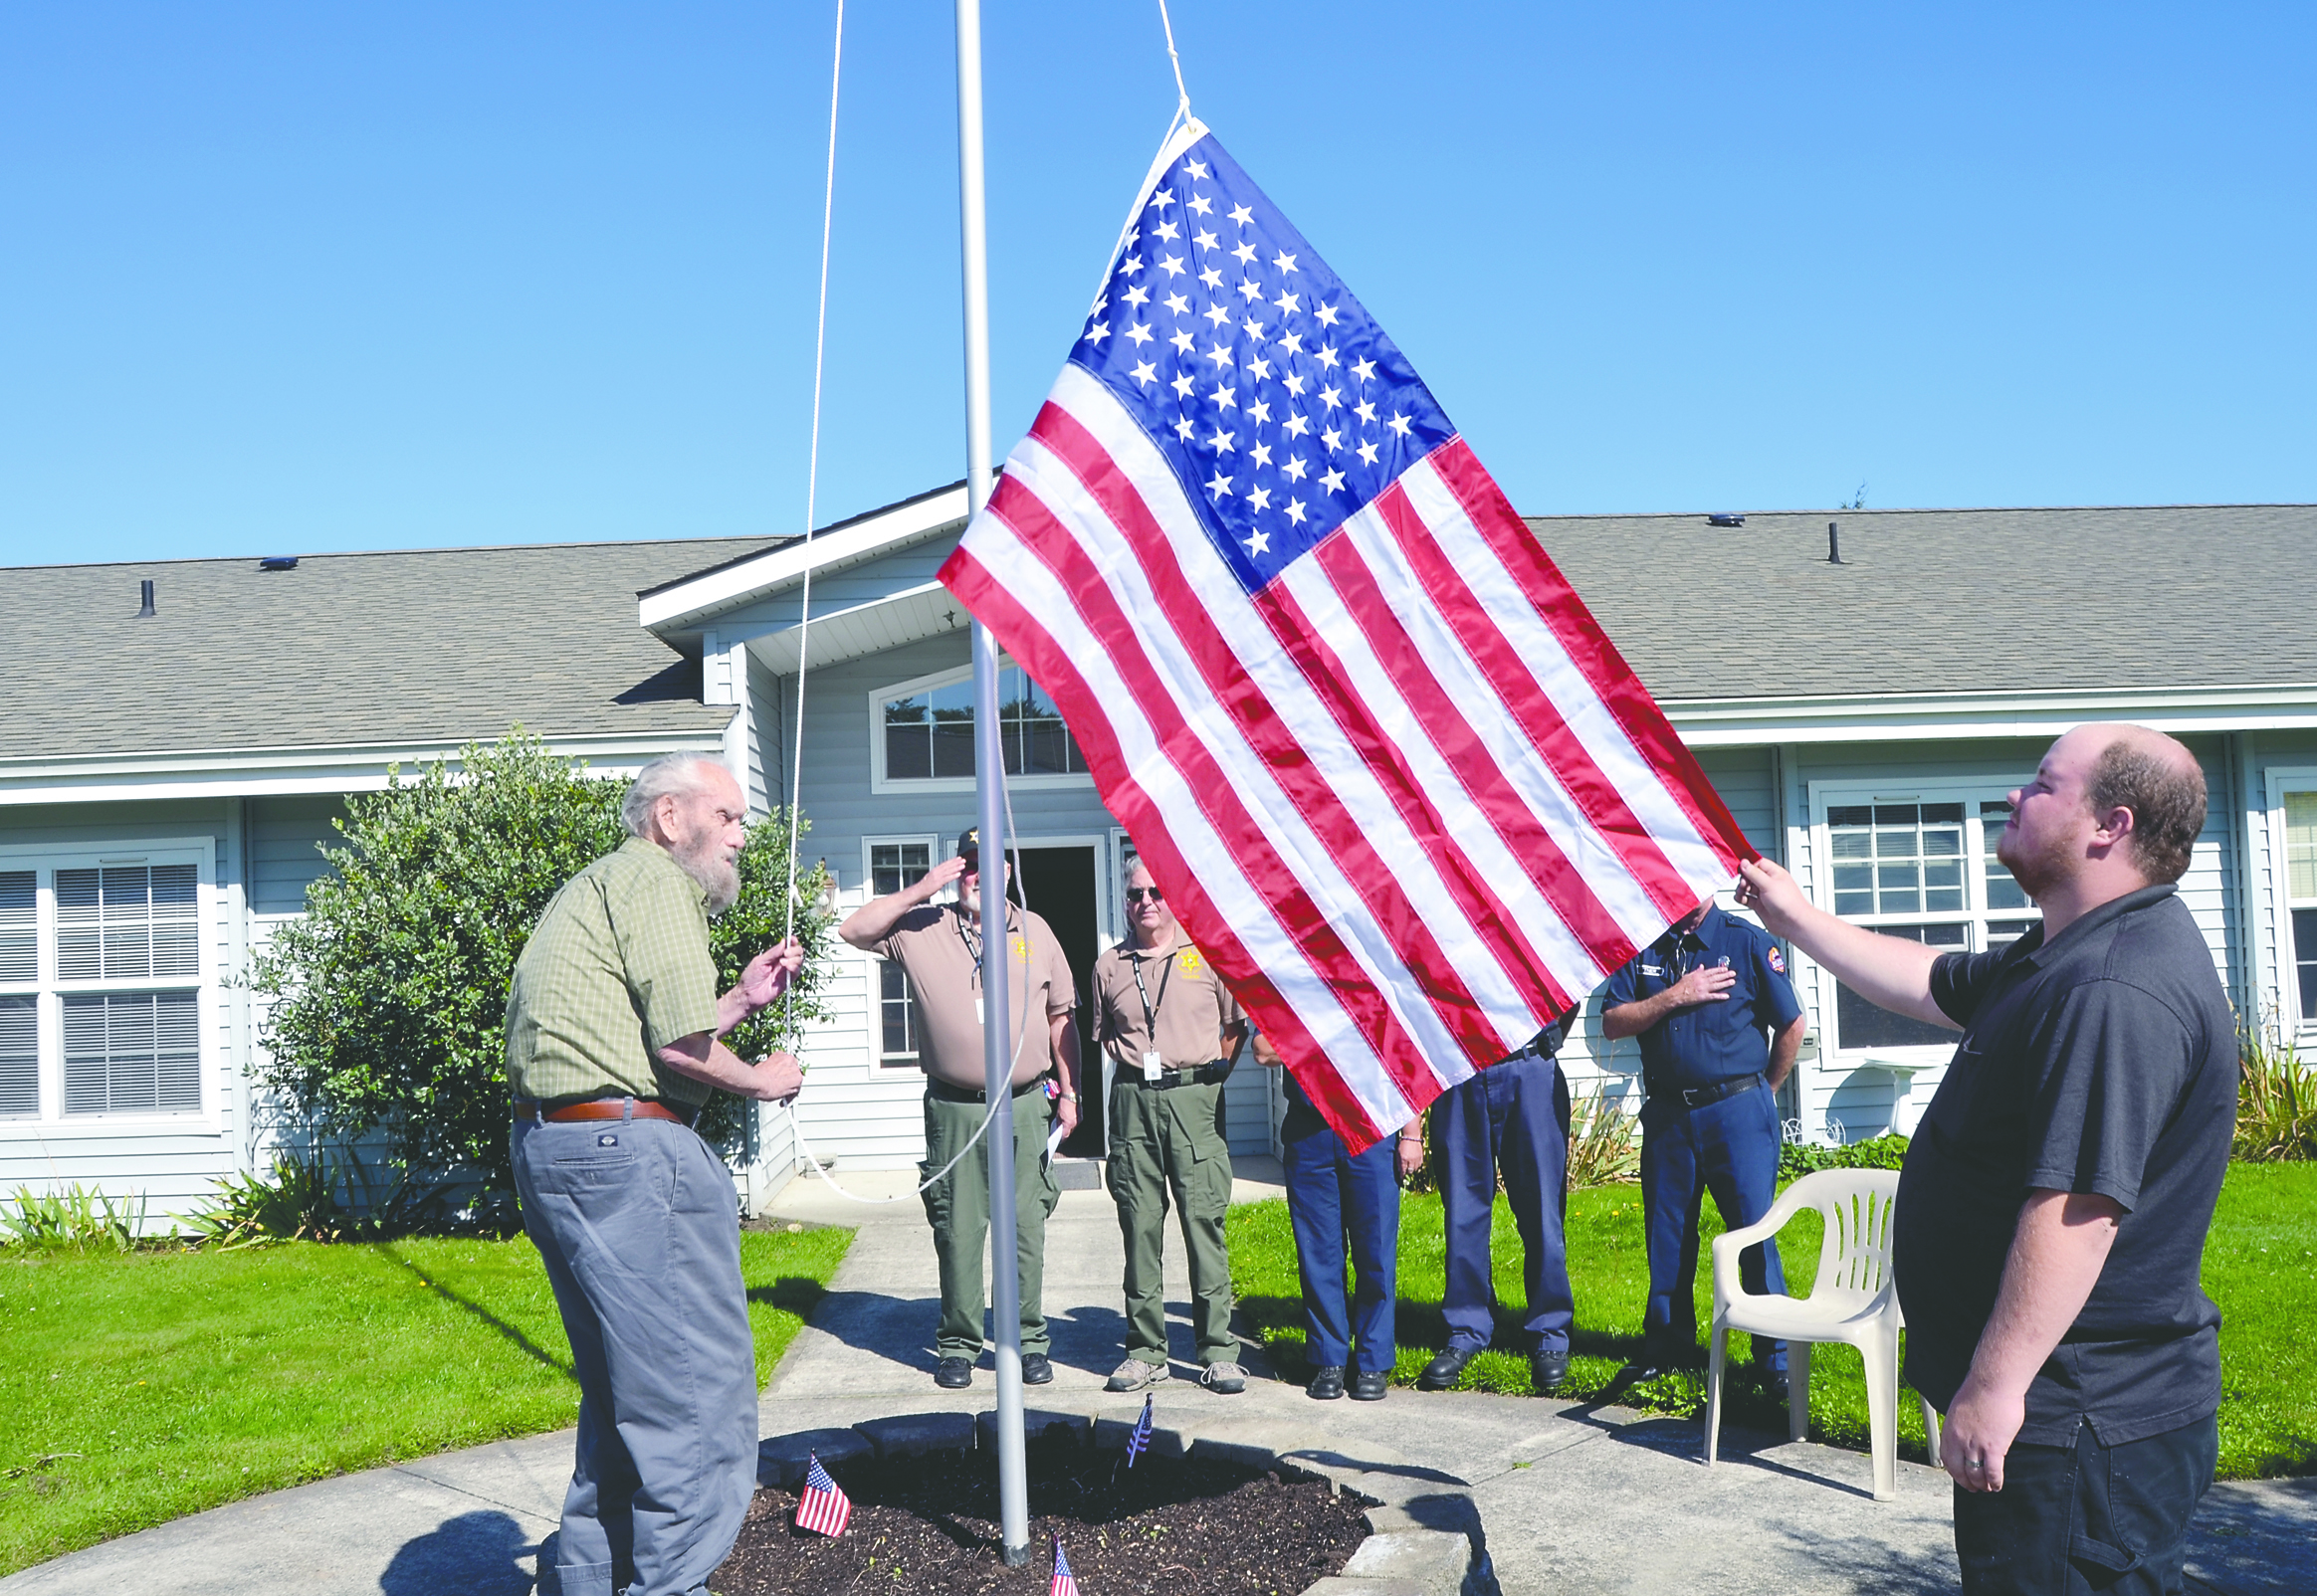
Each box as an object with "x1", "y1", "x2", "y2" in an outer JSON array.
[{"x1": 1601, "y1": 905, "x2": 1802, "y2": 1088}]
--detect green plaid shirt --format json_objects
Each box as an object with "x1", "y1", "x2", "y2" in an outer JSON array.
[{"x1": 505, "y1": 837, "x2": 722, "y2": 1107}]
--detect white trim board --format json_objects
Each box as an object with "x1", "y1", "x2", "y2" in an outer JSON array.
[
  {"x1": 639, "y1": 488, "x2": 970, "y2": 633},
  {"x1": 1666, "y1": 683, "x2": 2317, "y2": 746},
  {"x1": 0, "y1": 731, "x2": 730, "y2": 806},
  {"x1": 2262, "y1": 765, "x2": 2317, "y2": 1037}
]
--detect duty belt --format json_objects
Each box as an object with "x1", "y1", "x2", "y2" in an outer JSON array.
[
  {"x1": 927, "y1": 1075, "x2": 1048, "y2": 1104},
  {"x1": 1649, "y1": 1073, "x2": 1766, "y2": 1111},
  {"x1": 1119, "y1": 1059, "x2": 1234, "y2": 1091}
]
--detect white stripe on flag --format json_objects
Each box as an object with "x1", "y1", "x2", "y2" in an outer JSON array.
[
  {"x1": 1394, "y1": 457, "x2": 1733, "y2": 897},
  {"x1": 949, "y1": 498, "x2": 1417, "y2": 1134},
  {"x1": 1003, "y1": 407, "x2": 1530, "y2": 1060},
  {"x1": 1332, "y1": 489, "x2": 1674, "y2": 954},
  {"x1": 1269, "y1": 548, "x2": 1605, "y2": 1010}
]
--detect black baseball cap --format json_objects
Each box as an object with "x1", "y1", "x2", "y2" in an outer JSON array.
[{"x1": 956, "y1": 827, "x2": 979, "y2": 862}]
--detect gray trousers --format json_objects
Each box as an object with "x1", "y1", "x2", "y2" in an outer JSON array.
[{"x1": 514, "y1": 1111, "x2": 756, "y2": 1596}]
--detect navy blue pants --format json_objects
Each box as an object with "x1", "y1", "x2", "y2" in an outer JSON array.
[
  {"x1": 1435, "y1": 1050, "x2": 1574, "y2": 1354},
  {"x1": 1639, "y1": 1078, "x2": 1787, "y2": 1371},
  {"x1": 1953, "y1": 1414, "x2": 2217, "y2": 1595},
  {"x1": 1282, "y1": 1116, "x2": 1400, "y2": 1374}
]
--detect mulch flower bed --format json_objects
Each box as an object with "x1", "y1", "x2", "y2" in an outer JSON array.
[{"x1": 715, "y1": 1434, "x2": 1370, "y2": 1595}]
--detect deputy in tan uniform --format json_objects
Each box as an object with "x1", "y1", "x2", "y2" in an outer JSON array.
[
  {"x1": 1096, "y1": 855, "x2": 1250, "y2": 1394},
  {"x1": 838, "y1": 828, "x2": 1081, "y2": 1389}
]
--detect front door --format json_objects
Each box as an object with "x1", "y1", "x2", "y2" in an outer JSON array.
[{"x1": 1013, "y1": 842, "x2": 1109, "y2": 1159}]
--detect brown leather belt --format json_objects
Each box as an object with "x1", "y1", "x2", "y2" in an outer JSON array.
[{"x1": 514, "y1": 1097, "x2": 699, "y2": 1127}]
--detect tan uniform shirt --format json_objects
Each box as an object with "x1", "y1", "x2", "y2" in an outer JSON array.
[
  {"x1": 875, "y1": 901, "x2": 1076, "y2": 1091},
  {"x1": 1093, "y1": 937, "x2": 1245, "y2": 1076}
]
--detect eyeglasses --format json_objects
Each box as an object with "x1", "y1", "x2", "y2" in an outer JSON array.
[{"x1": 1124, "y1": 887, "x2": 1164, "y2": 904}]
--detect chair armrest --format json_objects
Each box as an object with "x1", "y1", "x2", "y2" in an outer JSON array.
[{"x1": 1718, "y1": 1177, "x2": 1811, "y2": 1255}]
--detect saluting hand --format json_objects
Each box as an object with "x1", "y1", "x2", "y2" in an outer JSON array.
[{"x1": 918, "y1": 855, "x2": 970, "y2": 900}]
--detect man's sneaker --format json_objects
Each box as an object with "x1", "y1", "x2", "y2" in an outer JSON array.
[
  {"x1": 1200, "y1": 1361, "x2": 1247, "y2": 1394},
  {"x1": 934, "y1": 1356, "x2": 973, "y2": 1389},
  {"x1": 1021, "y1": 1353, "x2": 1053, "y2": 1385},
  {"x1": 1107, "y1": 1357, "x2": 1170, "y2": 1393}
]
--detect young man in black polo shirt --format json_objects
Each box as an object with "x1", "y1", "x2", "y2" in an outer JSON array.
[{"x1": 1736, "y1": 723, "x2": 2235, "y2": 1596}]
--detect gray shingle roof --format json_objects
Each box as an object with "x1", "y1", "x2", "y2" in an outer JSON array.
[
  {"x1": 0, "y1": 538, "x2": 776, "y2": 761},
  {"x1": 1529, "y1": 503, "x2": 2317, "y2": 700}
]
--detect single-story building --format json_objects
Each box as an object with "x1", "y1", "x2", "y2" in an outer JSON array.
[{"x1": 4, "y1": 494, "x2": 2310, "y2": 1216}]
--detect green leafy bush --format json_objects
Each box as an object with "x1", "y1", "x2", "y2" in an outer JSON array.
[
  {"x1": 1566, "y1": 1080, "x2": 1642, "y2": 1189},
  {"x1": 1780, "y1": 1133, "x2": 1911, "y2": 1182},
  {"x1": 183, "y1": 1150, "x2": 457, "y2": 1247},
  {"x1": 0, "y1": 1183, "x2": 146, "y2": 1253},
  {"x1": 246, "y1": 732, "x2": 834, "y2": 1198},
  {"x1": 2235, "y1": 1025, "x2": 2315, "y2": 1162}
]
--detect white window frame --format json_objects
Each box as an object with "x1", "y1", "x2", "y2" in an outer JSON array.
[
  {"x1": 867, "y1": 660, "x2": 1098, "y2": 795},
  {"x1": 861, "y1": 835, "x2": 941, "y2": 1072},
  {"x1": 0, "y1": 838, "x2": 217, "y2": 1131},
  {"x1": 1806, "y1": 777, "x2": 2038, "y2": 1064},
  {"x1": 2262, "y1": 766, "x2": 2317, "y2": 1039}
]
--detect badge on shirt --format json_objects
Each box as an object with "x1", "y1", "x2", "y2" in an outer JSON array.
[
  {"x1": 1641, "y1": 964, "x2": 1662, "y2": 977},
  {"x1": 1767, "y1": 945, "x2": 1788, "y2": 974},
  {"x1": 1142, "y1": 1049, "x2": 1163, "y2": 1083},
  {"x1": 1010, "y1": 934, "x2": 1030, "y2": 961},
  {"x1": 1174, "y1": 946, "x2": 1205, "y2": 978}
]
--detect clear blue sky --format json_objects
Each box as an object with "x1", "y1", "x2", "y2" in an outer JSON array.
[{"x1": 4, "y1": 2, "x2": 2311, "y2": 567}]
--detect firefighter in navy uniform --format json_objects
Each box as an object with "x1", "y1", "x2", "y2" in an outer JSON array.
[{"x1": 1600, "y1": 895, "x2": 1806, "y2": 1396}]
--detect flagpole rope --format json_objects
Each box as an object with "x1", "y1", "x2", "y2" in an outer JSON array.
[
  {"x1": 764, "y1": 0, "x2": 1025, "y2": 1207},
  {"x1": 781, "y1": 0, "x2": 844, "y2": 948},
  {"x1": 1155, "y1": 0, "x2": 1191, "y2": 121}
]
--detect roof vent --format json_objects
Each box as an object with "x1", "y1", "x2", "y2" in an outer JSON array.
[
  {"x1": 258, "y1": 556, "x2": 299, "y2": 572},
  {"x1": 135, "y1": 579, "x2": 156, "y2": 619},
  {"x1": 1828, "y1": 520, "x2": 1844, "y2": 564},
  {"x1": 1706, "y1": 513, "x2": 1745, "y2": 527}
]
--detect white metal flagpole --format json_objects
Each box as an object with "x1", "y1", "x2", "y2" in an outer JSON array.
[{"x1": 954, "y1": 0, "x2": 1030, "y2": 1567}]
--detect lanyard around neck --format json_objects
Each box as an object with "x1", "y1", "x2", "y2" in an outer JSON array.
[{"x1": 1129, "y1": 943, "x2": 1174, "y2": 1046}]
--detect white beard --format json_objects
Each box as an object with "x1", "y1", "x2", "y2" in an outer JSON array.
[{"x1": 673, "y1": 832, "x2": 740, "y2": 915}]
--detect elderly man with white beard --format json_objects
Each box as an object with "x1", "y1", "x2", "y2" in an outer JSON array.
[{"x1": 505, "y1": 754, "x2": 806, "y2": 1596}]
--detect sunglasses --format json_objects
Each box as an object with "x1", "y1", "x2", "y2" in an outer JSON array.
[{"x1": 1124, "y1": 887, "x2": 1164, "y2": 904}]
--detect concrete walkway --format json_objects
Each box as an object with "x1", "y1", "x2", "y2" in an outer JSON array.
[{"x1": 5, "y1": 1161, "x2": 2311, "y2": 1595}]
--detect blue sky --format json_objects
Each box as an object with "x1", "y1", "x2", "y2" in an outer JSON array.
[{"x1": 3, "y1": 2, "x2": 2311, "y2": 567}]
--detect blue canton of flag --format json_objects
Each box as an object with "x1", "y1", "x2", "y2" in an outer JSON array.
[
  {"x1": 1071, "y1": 139, "x2": 1455, "y2": 592},
  {"x1": 794, "y1": 1450, "x2": 852, "y2": 1538},
  {"x1": 1125, "y1": 1392, "x2": 1154, "y2": 1467},
  {"x1": 1050, "y1": 1534, "x2": 1081, "y2": 1596}
]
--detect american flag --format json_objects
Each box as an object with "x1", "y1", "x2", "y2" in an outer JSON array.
[
  {"x1": 1051, "y1": 1535, "x2": 1081, "y2": 1596},
  {"x1": 1125, "y1": 1392, "x2": 1154, "y2": 1467},
  {"x1": 938, "y1": 121, "x2": 1752, "y2": 1152},
  {"x1": 794, "y1": 1451, "x2": 851, "y2": 1537}
]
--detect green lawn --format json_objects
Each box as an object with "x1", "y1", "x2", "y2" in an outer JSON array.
[
  {"x1": 1228, "y1": 1161, "x2": 2317, "y2": 1481},
  {"x1": 0, "y1": 1225, "x2": 852, "y2": 1576}
]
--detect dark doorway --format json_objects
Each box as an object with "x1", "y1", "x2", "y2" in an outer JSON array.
[{"x1": 1013, "y1": 843, "x2": 1106, "y2": 1159}]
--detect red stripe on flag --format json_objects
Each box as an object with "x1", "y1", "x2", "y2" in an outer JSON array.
[
  {"x1": 1296, "y1": 528, "x2": 1640, "y2": 985},
  {"x1": 940, "y1": 538, "x2": 1405, "y2": 1144},
  {"x1": 1016, "y1": 405, "x2": 1508, "y2": 1075},
  {"x1": 1248, "y1": 569, "x2": 1577, "y2": 1017},
  {"x1": 1369, "y1": 478, "x2": 1701, "y2": 927},
  {"x1": 1427, "y1": 441, "x2": 1756, "y2": 872}
]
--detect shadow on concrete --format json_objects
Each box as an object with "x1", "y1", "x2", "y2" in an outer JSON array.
[
  {"x1": 375, "y1": 1245, "x2": 573, "y2": 1379},
  {"x1": 1762, "y1": 1524, "x2": 1960, "y2": 1595},
  {"x1": 380, "y1": 1509, "x2": 537, "y2": 1596}
]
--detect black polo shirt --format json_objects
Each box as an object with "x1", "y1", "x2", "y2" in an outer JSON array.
[
  {"x1": 1601, "y1": 906, "x2": 1802, "y2": 1088},
  {"x1": 1894, "y1": 884, "x2": 2235, "y2": 1446}
]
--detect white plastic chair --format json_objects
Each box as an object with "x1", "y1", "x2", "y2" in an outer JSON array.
[{"x1": 1702, "y1": 1168, "x2": 1942, "y2": 1501}]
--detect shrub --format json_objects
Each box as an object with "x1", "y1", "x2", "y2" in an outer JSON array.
[
  {"x1": 1566, "y1": 1080, "x2": 1642, "y2": 1189},
  {"x1": 0, "y1": 1183, "x2": 146, "y2": 1253},
  {"x1": 246, "y1": 732, "x2": 834, "y2": 1197},
  {"x1": 2235, "y1": 1025, "x2": 2316, "y2": 1162},
  {"x1": 183, "y1": 1149, "x2": 462, "y2": 1247},
  {"x1": 1780, "y1": 1133, "x2": 1911, "y2": 1183}
]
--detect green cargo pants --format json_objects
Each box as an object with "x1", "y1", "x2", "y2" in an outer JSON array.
[
  {"x1": 1107, "y1": 1074, "x2": 1236, "y2": 1366},
  {"x1": 920, "y1": 1086, "x2": 1061, "y2": 1363}
]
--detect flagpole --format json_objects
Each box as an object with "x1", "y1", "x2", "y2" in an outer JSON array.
[{"x1": 955, "y1": 0, "x2": 1031, "y2": 1568}]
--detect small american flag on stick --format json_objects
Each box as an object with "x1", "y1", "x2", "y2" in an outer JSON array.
[
  {"x1": 794, "y1": 1451, "x2": 851, "y2": 1537},
  {"x1": 1051, "y1": 1534, "x2": 1081, "y2": 1596},
  {"x1": 1125, "y1": 1393, "x2": 1154, "y2": 1468},
  {"x1": 938, "y1": 120, "x2": 1751, "y2": 1155}
]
